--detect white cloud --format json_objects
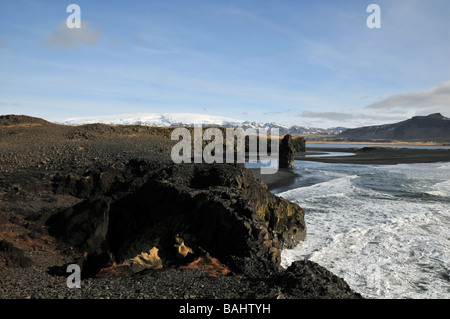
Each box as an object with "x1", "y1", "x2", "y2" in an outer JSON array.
[
  {"x1": 297, "y1": 110, "x2": 413, "y2": 128},
  {"x1": 366, "y1": 81, "x2": 450, "y2": 109},
  {"x1": 40, "y1": 20, "x2": 101, "y2": 49},
  {"x1": 300, "y1": 111, "x2": 356, "y2": 121}
]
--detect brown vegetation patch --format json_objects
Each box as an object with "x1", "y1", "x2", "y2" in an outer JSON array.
[{"x1": 181, "y1": 252, "x2": 231, "y2": 278}]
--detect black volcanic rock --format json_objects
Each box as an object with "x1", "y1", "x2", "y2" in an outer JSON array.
[
  {"x1": 336, "y1": 113, "x2": 450, "y2": 142},
  {"x1": 279, "y1": 134, "x2": 296, "y2": 169},
  {"x1": 273, "y1": 260, "x2": 360, "y2": 298},
  {"x1": 46, "y1": 160, "x2": 306, "y2": 278},
  {"x1": 46, "y1": 197, "x2": 111, "y2": 255}
]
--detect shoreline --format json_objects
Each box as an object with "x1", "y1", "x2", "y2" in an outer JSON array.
[
  {"x1": 249, "y1": 168, "x2": 300, "y2": 192},
  {"x1": 296, "y1": 147, "x2": 450, "y2": 165},
  {"x1": 306, "y1": 140, "x2": 449, "y2": 146},
  {"x1": 250, "y1": 147, "x2": 450, "y2": 193}
]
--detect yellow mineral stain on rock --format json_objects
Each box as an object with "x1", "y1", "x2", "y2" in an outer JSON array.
[
  {"x1": 124, "y1": 247, "x2": 162, "y2": 273},
  {"x1": 174, "y1": 236, "x2": 193, "y2": 259}
]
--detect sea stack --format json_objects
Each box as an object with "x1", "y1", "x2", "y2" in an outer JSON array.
[{"x1": 279, "y1": 134, "x2": 295, "y2": 169}]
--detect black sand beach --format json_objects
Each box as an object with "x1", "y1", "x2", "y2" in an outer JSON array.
[
  {"x1": 297, "y1": 146, "x2": 450, "y2": 165},
  {"x1": 249, "y1": 168, "x2": 300, "y2": 191}
]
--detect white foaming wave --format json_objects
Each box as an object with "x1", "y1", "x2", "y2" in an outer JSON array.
[
  {"x1": 278, "y1": 175, "x2": 358, "y2": 202},
  {"x1": 278, "y1": 173, "x2": 397, "y2": 204},
  {"x1": 308, "y1": 210, "x2": 450, "y2": 299},
  {"x1": 322, "y1": 170, "x2": 347, "y2": 178},
  {"x1": 376, "y1": 162, "x2": 450, "y2": 200},
  {"x1": 426, "y1": 180, "x2": 450, "y2": 197},
  {"x1": 379, "y1": 162, "x2": 450, "y2": 182},
  {"x1": 282, "y1": 204, "x2": 450, "y2": 299},
  {"x1": 281, "y1": 161, "x2": 450, "y2": 298}
]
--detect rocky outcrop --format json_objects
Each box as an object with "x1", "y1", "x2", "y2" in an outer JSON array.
[
  {"x1": 272, "y1": 260, "x2": 360, "y2": 299},
  {"x1": 46, "y1": 160, "x2": 306, "y2": 278},
  {"x1": 279, "y1": 134, "x2": 296, "y2": 169}
]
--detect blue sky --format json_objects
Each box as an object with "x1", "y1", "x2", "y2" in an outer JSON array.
[{"x1": 0, "y1": 0, "x2": 449, "y2": 128}]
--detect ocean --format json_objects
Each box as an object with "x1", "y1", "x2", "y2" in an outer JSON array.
[{"x1": 275, "y1": 158, "x2": 450, "y2": 299}]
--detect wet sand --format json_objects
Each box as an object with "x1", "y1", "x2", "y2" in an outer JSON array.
[
  {"x1": 306, "y1": 141, "x2": 450, "y2": 147},
  {"x1": 249, "y1": 168, "x2": 300, "y2": 191},
  {"x1": 297, "y1": 147, "x2": 450, "y2": 165}
]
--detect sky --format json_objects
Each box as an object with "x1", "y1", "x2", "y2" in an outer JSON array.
[{"x1": 0, "y1": 0, "x2": 449, "y2": 128}]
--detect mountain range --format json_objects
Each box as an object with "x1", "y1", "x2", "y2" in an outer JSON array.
[
  {"x1": 59, "y1": 113, "x2": 347, "y2": 136},
  {"x1": 336, "y1": 113, "x2": 450, "y2": 142},
  {"x1": 9, "y1": 112, "x2": 448, "y2": 142}
]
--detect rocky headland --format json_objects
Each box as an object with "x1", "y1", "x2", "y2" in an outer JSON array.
[
  {"x1": 0, "y1": 115, "x2": 361, "y2": 299},
  {"x1": 335, "y1": 113, "x2": 450, "y2": 143}
]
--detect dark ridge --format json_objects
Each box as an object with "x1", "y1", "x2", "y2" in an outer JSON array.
[
  {"x1": 336, "y1": 113, "x2": 450, "y2": 142},
  {"x1": 0, "y1": 114, "x2": 55, "y2": 126}
]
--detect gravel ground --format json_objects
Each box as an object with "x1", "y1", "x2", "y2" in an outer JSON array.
[
  {"x1": 0, "y1": 120, "x2": 276, "y2": 300},
  {"x1": 0, "y1": 265, "x2": 278, "y2": 299}
]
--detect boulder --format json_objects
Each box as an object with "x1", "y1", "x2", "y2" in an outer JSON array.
[{"x1": 273, "y1": 260, "x2": 362, "y2": 299}]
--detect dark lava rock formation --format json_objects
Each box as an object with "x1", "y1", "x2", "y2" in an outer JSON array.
[
  {"x1": 279, "y1": 134, "x2": 296, "y2": 169},
  {"x1": 273, "y1": 260, "x2": 359, "y2": 298},
  {"x1": 46, "y1": 160, "x2": 306, "y2": 278}
]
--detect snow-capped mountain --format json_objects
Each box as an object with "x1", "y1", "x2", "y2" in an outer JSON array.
[
  {"x1": 236, "y1": 121, "x2": 347, "y2": 136},
  {"x1": 59, "y1": 113, "x2": 346, "y2": 136},
  {"x1": 60, "y1": 113, "x2": 242, "y2": 127}
]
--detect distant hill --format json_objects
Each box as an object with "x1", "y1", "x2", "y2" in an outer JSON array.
[
  {"x1": 0, "y1": 114, "x2": 54, "y2": 126},
  {"x1": 336, "y1": 113, "x2": 450, "y2": 142}
]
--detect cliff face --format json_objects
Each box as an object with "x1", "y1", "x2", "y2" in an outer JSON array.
[{"x1": 47, "y1": 160, "x2": 306, "y2": 278}]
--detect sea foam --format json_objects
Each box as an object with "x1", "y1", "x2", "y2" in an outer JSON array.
[{"x1": 280, "y1": 161, "x2": 450, "y2": 299}]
